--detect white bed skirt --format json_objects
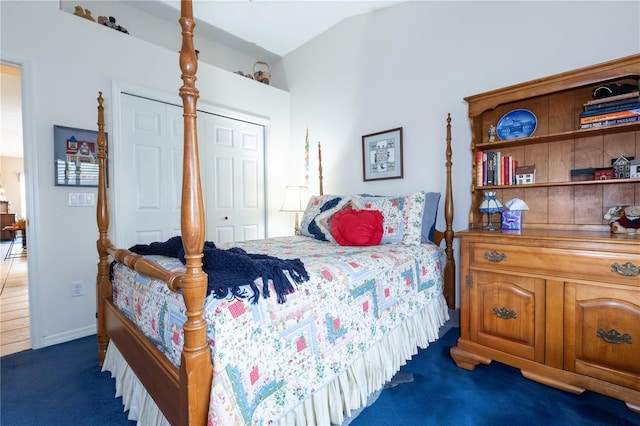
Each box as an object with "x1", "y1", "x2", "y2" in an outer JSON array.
[{"x1": 103, "y1": 294, "x2": 450, "y2": 426}]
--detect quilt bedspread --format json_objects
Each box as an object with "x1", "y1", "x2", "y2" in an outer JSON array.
[{"x1": 111, "y1": 236, "x2": 446, "y2": 425}]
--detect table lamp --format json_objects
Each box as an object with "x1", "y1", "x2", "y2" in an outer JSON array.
[
  {"x1": 280, "y1": 185, "x2": 308, "y2": 235},
  {"x1": 479, "y1": 191, "x2": 503, "y2": 231}
]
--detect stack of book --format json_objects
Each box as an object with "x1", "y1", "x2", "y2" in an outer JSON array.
[
  {"x1": 476, "y1": 150, "x2": 518, "y2": 186},
  {"x1": 580, "y1": 90, "x2": 640, "y2": 129}
]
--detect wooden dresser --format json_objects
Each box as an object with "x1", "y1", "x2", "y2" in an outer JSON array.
[{"x1": 450, "y1": 54, "x2": 640, "y2": 414}]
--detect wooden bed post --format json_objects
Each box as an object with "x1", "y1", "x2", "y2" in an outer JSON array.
[
  {"x1": 178, "y1": 1, "x2": 213, "y2": 425},
  {"x1": 96, "y1": 92, "x2": 111, "y2": 365},
  {"x1": 443, "y1": 113, "x2": 456, "y2": 309}
]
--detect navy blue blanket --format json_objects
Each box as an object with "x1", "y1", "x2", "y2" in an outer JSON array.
[{"x1": 128, "y1": 236, "x2": 309, "y2": 304}]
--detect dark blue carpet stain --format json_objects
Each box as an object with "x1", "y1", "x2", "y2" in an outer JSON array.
[
  {"x1": 352, "y1": 329, "x2": 640, "y2": 426},
  {"x1": 2, "y1": 330, "x2": 639, "y2": 425}
]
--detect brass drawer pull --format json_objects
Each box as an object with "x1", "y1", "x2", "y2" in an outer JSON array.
[
  {"x1": 597, "y1": 328, "x2": 632, "y2": 345},
  {"x1": 610, "y1": 262, "x2": 640, "y2": 277},
  {"x1": 484, "y1": 251, "x2": 507, "y2": 263},
  {"x1": 493, "y1": 306, "x2": 517, "y2": 319}
]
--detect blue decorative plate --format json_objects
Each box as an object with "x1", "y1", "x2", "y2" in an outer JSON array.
[{"x1": 496, "y1": 109, "x2": 537, "y2": 140}]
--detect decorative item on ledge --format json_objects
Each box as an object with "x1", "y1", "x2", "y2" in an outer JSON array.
[
  {"x1": 570, "y1": 168, "x2": 595, "y2": 182},
  {"x1": 501, "y1": 198, "x2": 529, "y2": 231},
  {"x1": 280, "y1": 185, "x2": 309, "y2": 235},
  {"x1": 479, "y1": 191, "x2": 503, "y2": 231},
  {"x1": 604, "y1": 205, "x2": 640, "y2": 235},
  {"x1": 496, "y1": 109, "x2": 537, "y2": 140},
  {"x1": 73, "y1": 6, "x2": 95, "y2": 21},
  {"x1": 611, "y1": 156, "x2": 635, "y2": 179},
  {"x1": 487, "y1": 124, "x2": 497, "y2": 142},
  {"x1": 253, "y1": 61, "x2": 271, "y2": 85},
  {"x1": 515, "y1": 165, "x2": 536, "y2": 185},
  {"x1": 594, "y1": 167, "x2": 615, "y2": 180},
  {"x1": 630, "y1": 159, "x2": 640, "y2": 178},
  {"x1": 234, "y1": 61, "x2": 271, "y2": 85},
  {"x1": 98, "y1": 15, "x2": 129, "y2": 34}
]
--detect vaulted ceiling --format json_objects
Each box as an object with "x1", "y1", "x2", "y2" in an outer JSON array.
[{"x1": 129, "y1": 0, "x2": 402, "y2": 57}]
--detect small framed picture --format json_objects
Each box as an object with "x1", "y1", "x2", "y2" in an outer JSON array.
[
  {"x1": 362, "y1": 127, "x2": 403, "y2": 181},
  {"x1": 53, "y1": 125, "x2": 106, "y2": 187}
]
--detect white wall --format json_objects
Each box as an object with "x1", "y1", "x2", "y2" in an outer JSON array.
[
  {"x1": 1, "y1": 0, "x2": 291, "y2": 348},
  {"x1": 282, "y1": 0, "x2": 640, "y2": 307},
  {"x1": 58, "y1": 0, "x2": 283, "y2": 87}
]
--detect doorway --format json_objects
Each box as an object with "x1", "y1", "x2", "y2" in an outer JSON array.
[{"x1": 0, "y1": 62, "x2": 30, "y2": 355}]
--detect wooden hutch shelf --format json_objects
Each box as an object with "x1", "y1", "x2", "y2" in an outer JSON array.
[{"x1": 451, "y1": 54, "x2": 640, "y2": 415}]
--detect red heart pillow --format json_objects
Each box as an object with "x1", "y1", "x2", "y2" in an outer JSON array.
[{"x1": 330, "y1": 208, "x2": 384, "y2": 246}]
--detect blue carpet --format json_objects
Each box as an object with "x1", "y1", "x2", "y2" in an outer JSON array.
[
  {"x1": 352, "y1": 329, "x2": 640, "y2": 426},
  {"x1": 2, "y1": 330, "x2": 639, "y2": 425},
  {"x1": 1, "y1": 335, "x2": 134, "y2": 426}
]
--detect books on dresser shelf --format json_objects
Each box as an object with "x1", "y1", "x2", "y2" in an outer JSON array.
[
  {"x1": 476, "y1": 150, "x2": 519, "y2": 186},
  {"x1": 580, "y1": 90, "x2": 640, "y2": 129}
]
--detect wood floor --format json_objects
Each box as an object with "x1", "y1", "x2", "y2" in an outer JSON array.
[{"x1": 0, "y1": 238, "x2": 30, "y2": 357}]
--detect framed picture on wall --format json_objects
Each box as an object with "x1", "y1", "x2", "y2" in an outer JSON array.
[
  {"x1": 53, "y1": 125, "x2": 107, "y2": 187},
  {"x1": 362, "y1": 127, "x2": 403, "y2": 181}
]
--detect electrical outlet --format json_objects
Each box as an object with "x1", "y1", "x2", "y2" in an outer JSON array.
[{"x1": 71, "y1": 281, "x2": 84, "y2": 297}]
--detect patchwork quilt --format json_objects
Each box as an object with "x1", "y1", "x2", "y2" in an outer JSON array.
[{"x1": 111, "y1": 236, "x2": 446, "y2": 425}]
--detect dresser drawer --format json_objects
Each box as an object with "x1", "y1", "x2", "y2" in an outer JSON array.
[{"x1": 469, "y1": 243, "x2": 640, "y2": 286}]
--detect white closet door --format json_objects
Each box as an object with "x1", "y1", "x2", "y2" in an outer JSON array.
[
  {"x1": 118, "y1": 93, "x2": 265, "y2": 248},
  {"x1": 119, "y1": 93, "x2": 183, "y2": 246},
  {"x1": 200, "y1": 112, "x2": 265, "y2": 244}
]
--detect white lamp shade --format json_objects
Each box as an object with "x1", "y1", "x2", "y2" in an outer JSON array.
[{"x1": 280, "y1": 186, "x2": 309, "y2": 212}]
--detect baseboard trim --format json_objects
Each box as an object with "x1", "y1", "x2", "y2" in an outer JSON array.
[{"x1": 42, "y1": 325, "x2": 96, "y2": 348}]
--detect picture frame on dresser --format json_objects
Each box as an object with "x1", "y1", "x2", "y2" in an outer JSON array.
[
  {"x1": 362, "y1": 127, "x2": 403, "y2": 181},
  {"x1": 54, "y1": 125, "x2": 107, "y2": 187}
]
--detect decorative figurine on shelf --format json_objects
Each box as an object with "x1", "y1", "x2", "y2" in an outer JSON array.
[
  {"x1": 501, "y1": 198, "x2": 529, "y2": 232},
  {"x1": 74, "y1": 6, "x2": 96, "y2": 21},
  {"x1": 604, "y1": 205, "x2": 640, "y2": 234},
  {"x1": 479, "y1": 191, "x2": 504, "y2": 231},
  {"x1": 98, "y1": 16, "x2": 129, "y2": 34},
  {"x1": 253, "y1": 61, "x2": 271, "y2": 85},
  {"x1": 488, "y1": 124, "x2": 497, "y2": 142}
]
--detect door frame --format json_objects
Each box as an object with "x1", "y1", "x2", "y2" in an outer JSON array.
[{"x1": 1, "y1": 53, "x2": 41, "y2": 348}]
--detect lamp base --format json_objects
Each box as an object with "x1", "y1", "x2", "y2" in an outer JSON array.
[
  {"x1": 484, "y1": 213, "x2": 499, "y2": 231},
  {"x1": 294, "y1": 212, "x2": 300, "y2": 235},
  {"x1": 485, "y1": 222, "x2": 498, "y2": 231}
]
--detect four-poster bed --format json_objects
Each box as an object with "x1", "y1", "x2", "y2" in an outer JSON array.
[{"x1": 95, "y1": 1, "x2": 455, "y2": 425}]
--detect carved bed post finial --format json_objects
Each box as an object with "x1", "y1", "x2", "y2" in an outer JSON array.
[{"x1": 178, "y1": 1, "x2": 213, "y2": 424}]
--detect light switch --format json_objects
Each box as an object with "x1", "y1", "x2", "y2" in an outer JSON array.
[
  {"x1": 69, "y1": 193, "x2": 80, "y2": 206},
  {"x1": 68, "y1": 192, "x2": 96, "y2": 207}
]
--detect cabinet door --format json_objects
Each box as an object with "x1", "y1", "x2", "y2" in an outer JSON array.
[
  {"x1": 470, "y1": 271, "x2": 545, "y2": 362},
  {"x1": 565, "y1": 282, "x2": 640, "y2": 392}
]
